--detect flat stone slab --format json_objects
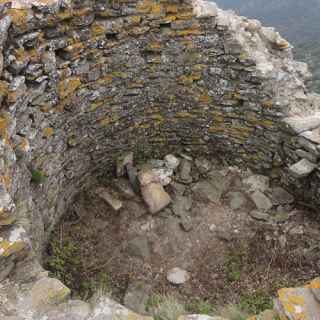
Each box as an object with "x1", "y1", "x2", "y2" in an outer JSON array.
[
  {"x1": 289, "y1": 159, "x2": 317, "y2": 178},
  {"x1": 284, "y1": 114, "x2": 320, "y2": 134},
  {"x1": 271, "y1": 187, "x2": 294, "y2": 205},
  {"x1": 167, "y1": 267, "x2": 190, "y2": 285},
  {"x1": 243, "y1": 174, "x2": 270, "y2": 193},
  {"x1": 95, "y1": 187, "x2": 123, "y2": 211},
  {"x1": 141, "y1": 182, "x2": 171, "y2": 214},
  {"x1": 250, "y1": 190, "x2": 273, "y2": 211}
]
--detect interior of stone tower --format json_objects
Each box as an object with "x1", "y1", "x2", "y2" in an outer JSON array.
[{"x1": 0, "y1": 0, "x2": 320, "y2": 319}]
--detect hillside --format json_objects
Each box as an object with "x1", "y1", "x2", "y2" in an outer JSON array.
[{"x1": 214, "y1": 0, "x2": 320, "y2": 92}]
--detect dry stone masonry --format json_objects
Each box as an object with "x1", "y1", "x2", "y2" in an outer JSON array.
[{"x1": 0, "y1": 0, "x2": 320, "y2": 319}]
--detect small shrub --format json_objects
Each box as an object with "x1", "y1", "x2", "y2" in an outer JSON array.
[
  {"x1": 186, "y1": 298, "x2": 215, "y2": 315},
  {"x1": 47, "y1": 239, "x2": 79, "y2": 287},
  {"x1": 146, "y1": 294, "x2": 185, "y2": 320},
  {"x1": 238, "y1": 291, "x2": 273, "y2": 315},
  {"x1": 31, "y1": 169, "x2": 46, "y2": 185}
]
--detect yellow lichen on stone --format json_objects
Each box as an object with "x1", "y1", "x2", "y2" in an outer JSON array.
[
  {"x1": 43, "y1": 127, "x2": 54, "y2": 138},
  {"x1": 91, "y1": 22, "x2": 107, "y2": 35},
  {"x1": 47, "y1": 287, "x2": 71, "y2": 304},
  {"x1": 176, "y1": 28, "x2": 202, "y2": 37},
  {"x1": 57, "y1": 78, "x2": 81, "y2": 99},
  {"x1": 151, "y1": 3, "x2": 162, "y2": 15},
  {"x1": 0, "y1": 116, "x2": 10, "y2": 145},
  {"x1": 99, "y1": 116, "x2": 118, "y2": 126},
  {"x1": 165, "y1": 4, "x2": 178, "y2": 14},
  {"x1": 278, "y1": 288, "x2": 307, "y2": 320},
  {"x1": 6, "y1": 8, "x2": 29, "y2": 26},
  {"x1": 262, "y1": 100, "x2": 273, "y2": 108},
  {"x1": 136, "y1": 0, "x2": 152, "y2": 14},
  {"x1": 0, "y1": 81, "x2": 9, "y2": 97},
  {"x1": 306, "y1": 278, "x2": 320, "y2": 289},
  {"x1": 0, "y1": 239, "x2": 26, "y2": 257}
]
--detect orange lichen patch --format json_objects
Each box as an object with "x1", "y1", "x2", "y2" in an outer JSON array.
[
  {"x1": 73, "y1": 7, "x2": 92, "y2": 17},
  {"x1": 99, "y1": 116, "x2": 119, "y2": 126},
  {"x1": 43, "y1": 127, "x2": 54, "y2": 138},
  {"x1": 56, "y1": 8, "x2": 73, "y2": 20},
  {"x1": 208, "y1": 125, "x2": 253, "y2": 139},
  {"x1": 151, "y1": 3, "x2": 162, "y2": 15},
  {"x1": 262, "y1": 100, "x2": 274, "y2": 108},
  {"x1": 129, "y1": 15, "x2": 142, "y2": 25},
  {"x1": 96, "y1": 75, "x2": 113, "y2": 85},
  {"x1": 63, "y1": 42, "x2": 85, "y2": 55},
  {"x1": 165, "y1": 4, "x2": 178, "y2": 14},
  {"x1": 6, "y1": 8, "x2": 29, "y2": 26},
  {"x1": 1, "y1": 173, "x2": 12, "y2": 191},
  {"x1": 0, "y1": 116, "x2": 10, "y2": 145},
  {"x1": 198, "y1": 92, "x2": 212, "y2": 104},
  {"x1": 146, "y1": 41, "x2": 162, "y2": 51},
  {"x1": 0, "y1": 216, "x2": 16, "y2": 226},
  {"x1": 40, "y1": 105, "x2": 51, "y2": 113},
  {"x1": 176, "y1": 11, "x2": 194, "y2": 20},
  {"x1": 90, "y1": 22, "x2": 106, "y2": 35},
  {"x1": 305, "y1": 278, "x2": 320, "y2": 289},
  {"x1": 136, "y1": 0, "x2": 152, "y2": 13},
  {"x1": 57, "y1": 78, "x2": 81, "y2": 99},
  {"x1": 19, "y1": 137, "x2": 30, "y2": 153},
  {"x1": 176, "y1": 28, "x2": 202, "y2": 37},
  {"x1": 179, "y1": 72, "x2": 202, "y2": 85}
]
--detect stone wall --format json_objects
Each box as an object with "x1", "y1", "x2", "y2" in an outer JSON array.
[{"x1": 0, "y1": 0, "x2": 320, "y2": 281}]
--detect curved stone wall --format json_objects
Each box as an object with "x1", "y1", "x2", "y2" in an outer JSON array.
[{"x1": 0, "y1": 0, "x2": 320, "y2": 280}]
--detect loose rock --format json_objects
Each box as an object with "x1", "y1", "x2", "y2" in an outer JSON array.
[
  {"x1": 192, "y1": 181, "x2": 223, "y2": 203},
  {"x1": 95, "y1": 187, "x2": 122, "y2": 211},
  {"x1": 164, "y1": 154, "x2": 180, "y2": 170},
  {"x1": 167, "y1": 267, "x2": 190, "y2": 285},
  {"x1": 271, "y1": 187, "x2": 294, "y2": 205},
  {"x1": 250, "y1": 190, "x2": 273, "y2": 211},
  {"x1": 289, "y1": 159, "x2": 317, "y2": 178},
  {"x1": 141, "y1": 183, "x2": 171, "y2": 214},
  {"x1": 179, "y1": 159, "x2": 193, "y2": 184}
]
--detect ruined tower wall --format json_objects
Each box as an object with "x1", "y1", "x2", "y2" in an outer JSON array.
[{"x1": 0, "y1": 0, "x2": 320, "y2": 279}]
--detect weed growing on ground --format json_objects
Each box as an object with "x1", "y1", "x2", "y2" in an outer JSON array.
[
  {"x1": 185, "y1": 298, "x2": 215, "y2": 315},
  {"x1": 31, "y1": 168, "x2": 46, "y2": 185},
  {"x1": 146, "y1": 294, "x2": 185, "y2": 320},
  {"x1": 238, "y1": 291, "x2": 273, "y2": 315}
]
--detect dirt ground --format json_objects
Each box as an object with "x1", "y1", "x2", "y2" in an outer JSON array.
[{"x1": 45, "y1": 165, "x2": 320, "y2": 315}]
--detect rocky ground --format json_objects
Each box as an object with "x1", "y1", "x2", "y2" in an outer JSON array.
[{"x1": 46, "y1": 153, "x2": 320, "y2": 317}]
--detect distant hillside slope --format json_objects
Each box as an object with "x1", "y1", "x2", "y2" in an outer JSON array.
[
  {"x1": 214, "y1": 0, "x2": 320, "y2": 43},
  {"x1": 214, "y1": 0, "x2": 320, "y2": 92}
]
